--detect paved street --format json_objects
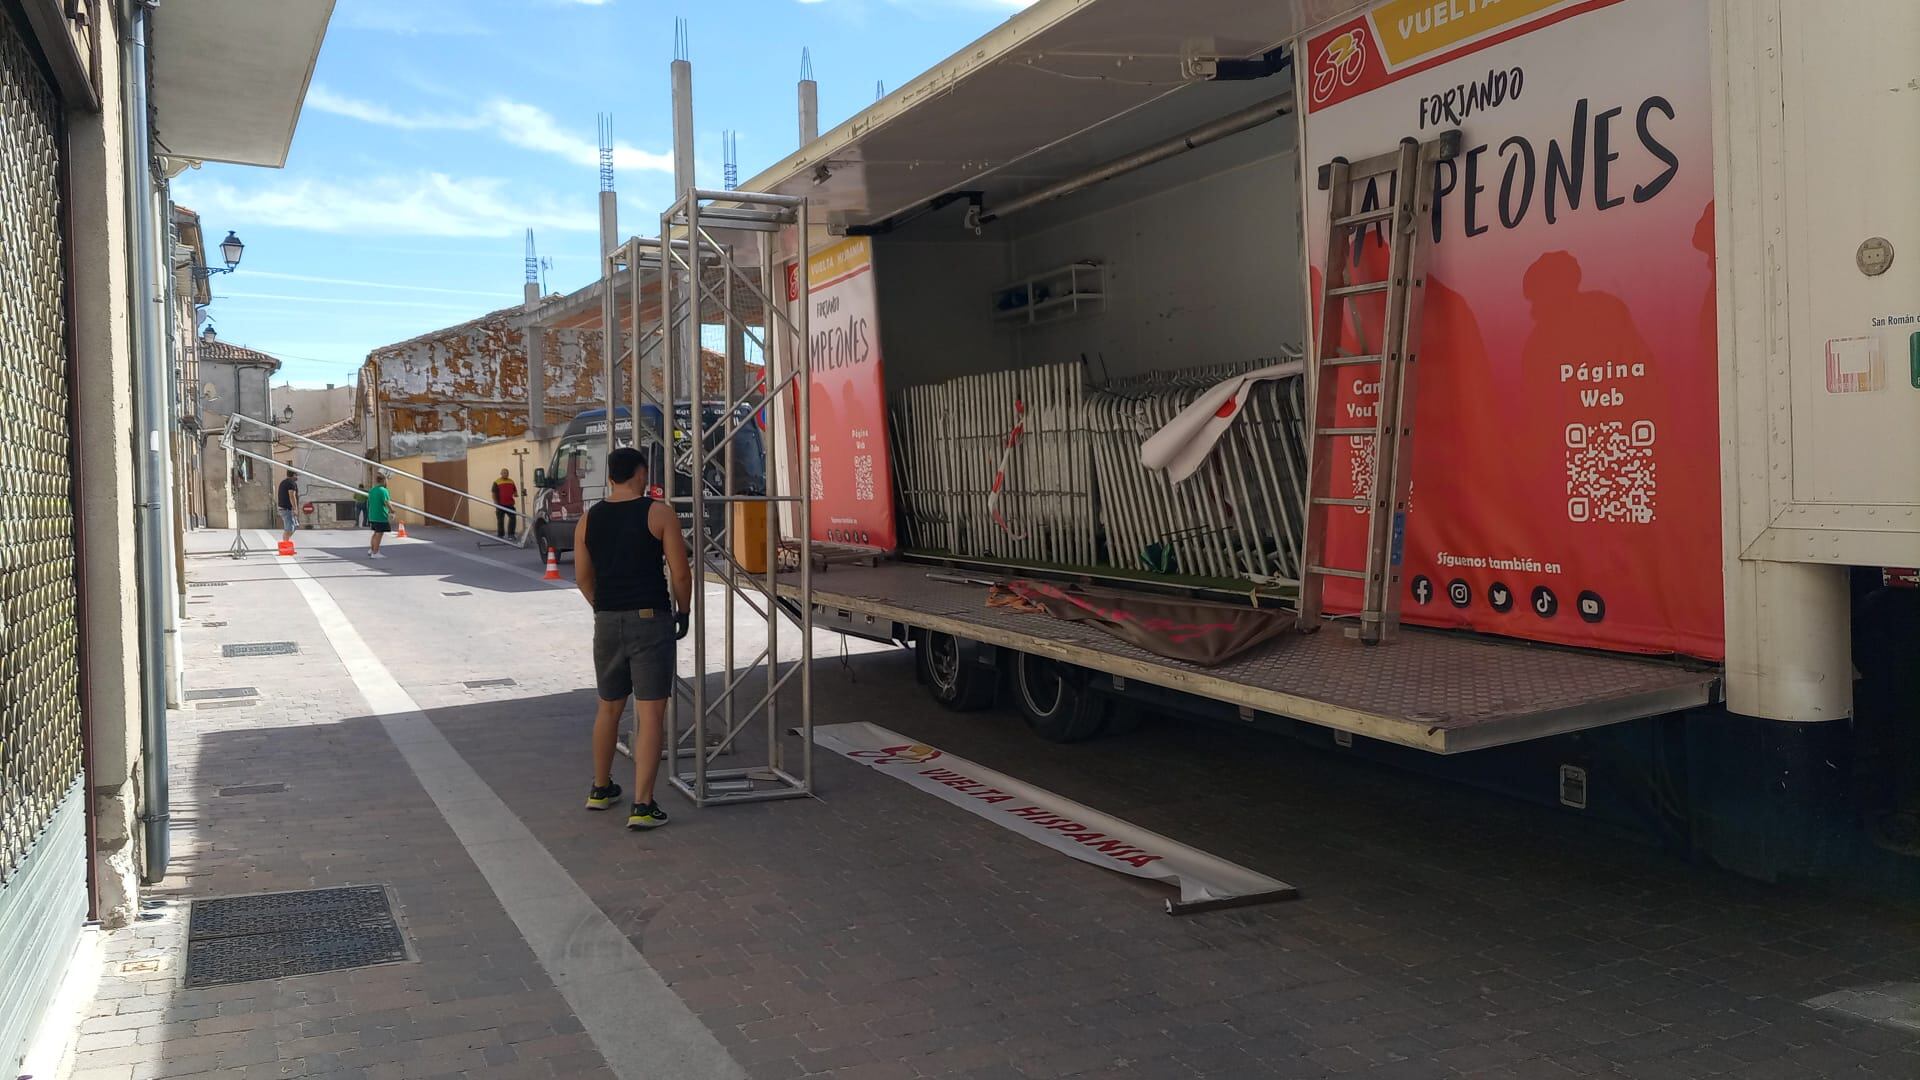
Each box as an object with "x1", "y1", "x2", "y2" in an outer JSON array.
[{"x1": 66, "y1": 525, "x2": 1920, "y2": 1079}]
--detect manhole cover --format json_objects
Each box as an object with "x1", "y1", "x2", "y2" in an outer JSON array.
[
  {"x1": 463, "y1": 678, "x2": 516, "y2": 689},
  {"x1": 185, "y1": 886, "x2": 405, "y2": 988},
  {"x1": 185, "y1": 687, "x2": 258, "y2": 701},
  {"x1": 222, "y1": 642, "x2": 299, "y2": 658}
]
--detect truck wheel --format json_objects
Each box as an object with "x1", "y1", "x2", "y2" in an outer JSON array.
[
  {"x1": 916, "y1": 631, "x2": 995, "y2": 711},
  {"x1": 1014, "y1": 652, "x2": 1106, "y2": 742}
]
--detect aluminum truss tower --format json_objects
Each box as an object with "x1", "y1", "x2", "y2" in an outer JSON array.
[{"x1": 640, "y1": 188, "x2": 813, "y2": 807}]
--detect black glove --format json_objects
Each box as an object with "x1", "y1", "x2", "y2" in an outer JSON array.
[{"x1": 674, "y1": 611, "x2": 690, "y2": 640}]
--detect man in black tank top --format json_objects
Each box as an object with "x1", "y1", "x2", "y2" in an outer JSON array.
[{"x1": 575, "y1": 446, "x2": 692, "y2": 830}]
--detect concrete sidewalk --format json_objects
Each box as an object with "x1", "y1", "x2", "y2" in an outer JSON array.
[{"x1": 61, "y1": 525, "x2": 1920, "y2": 1080}]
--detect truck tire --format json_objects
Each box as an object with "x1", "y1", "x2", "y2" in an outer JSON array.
[
  {"x1": 1014, "y1": 652, "x2": 1106, "y2": 743},
  {"x1": 916, "y1": 631, "x2": 995, "y2": 711}
]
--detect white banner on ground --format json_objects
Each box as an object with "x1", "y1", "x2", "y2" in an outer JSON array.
[{"x1": 814, "y1": 723, "x2": 1297, "y2": 913}]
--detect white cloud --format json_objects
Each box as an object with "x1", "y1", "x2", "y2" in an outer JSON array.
[
  {"x1": 335, "y1": 0, "x2": 490, "y2": 36},
  {"x1": 307, "y1": 86, "x2": 674, "y2": 174},
  {"x1": 246, "y1": 270, "x2": 520, "y2": 299},
  {"x1": 174, "y1": 173, "x2": 597, "y2": 239}
]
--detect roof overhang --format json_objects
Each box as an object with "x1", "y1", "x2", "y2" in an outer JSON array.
[
  {"x1": 740, "y1": 0, "x2": 1360, "y2": 233},
  {"x1": 150, "y1": 0, "x2": 335, "y2": 167}
]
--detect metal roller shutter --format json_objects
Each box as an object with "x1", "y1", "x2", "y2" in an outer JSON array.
[{"x1": 0, "y1": 5, "x2": 88, "y2": 1071}]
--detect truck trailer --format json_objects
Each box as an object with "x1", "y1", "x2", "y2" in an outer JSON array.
[{"x1": 722, "y1": 0, "x2": 1920, "y2": 889}]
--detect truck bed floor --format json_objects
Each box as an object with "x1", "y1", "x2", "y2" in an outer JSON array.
[{"x1": 779, "y1": 562, "x2": 1721, "y2": 753}]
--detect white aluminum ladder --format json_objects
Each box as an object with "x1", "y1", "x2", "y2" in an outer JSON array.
[{"x1": 1298, "y1": 131, "x2": 1460, "y2": 644}]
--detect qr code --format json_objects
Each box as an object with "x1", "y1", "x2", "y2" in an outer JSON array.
[
  {"x1": 1565, "y1": 420, "x2": 1656, "y2": 524},
  {"x1": 808, "y1": 457, "x2": 824, "y2": 501},
  {"x1": 1344, "y1": 436, "x2": 1411, "y2": 514},
  {"x1": 852, "y1": 454, "x2": 875, "y2": 502},
  {"x1": 1347, "y1": 436, "x2": 1374, "y2": 515}
]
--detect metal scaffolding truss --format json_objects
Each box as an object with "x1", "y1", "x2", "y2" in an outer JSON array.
[{"x1": 641, "y1": 188, "x2": 813, "y2": 807}]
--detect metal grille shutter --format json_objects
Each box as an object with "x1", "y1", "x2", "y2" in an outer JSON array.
[
  {"x1": 0, "y1": 2, "x2": 83, "y2": 888},
  {"x1": 0, "y1": 5, "x2": 87, "y2": 1073}
]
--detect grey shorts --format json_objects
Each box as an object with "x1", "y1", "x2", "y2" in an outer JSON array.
[
  {"x1": 279, "y1": 507, "x2": 297, "y2": 531},
  {"x1": 593, "y1": 609, "x2": 674, "y2": 702}
]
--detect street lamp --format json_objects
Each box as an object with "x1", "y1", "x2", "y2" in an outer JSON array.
[{"x1": 193, "y1": 231, "x2": 245, "y2": 278}]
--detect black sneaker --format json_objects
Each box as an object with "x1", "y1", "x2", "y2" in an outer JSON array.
[
  {"x1": 627, "y1": 801, "x2": 669, "y2": 830},
  {"x1": 585, "y1": 782, "x2": 622, "y2": 811}
]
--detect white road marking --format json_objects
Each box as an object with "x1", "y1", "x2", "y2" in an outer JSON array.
[
  {"x1": 268, "y1": 534, "x2": 744, "y2": 1080},
  {"x1": 1806, "y1": 983, "x2": 1920, "y2": 1033}
]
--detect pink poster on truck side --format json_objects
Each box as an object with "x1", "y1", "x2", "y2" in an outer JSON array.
[
  {"x1": 1301, "y1": 0, "x2": 1724, "y2": 659},
  {"x1": 801, "y1": 237, "x2": 897, "y2": 551}
]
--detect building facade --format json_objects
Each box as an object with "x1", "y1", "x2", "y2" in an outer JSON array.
[
  {"x1": 195, "y1": 333, "x2": 283, "y2": 530},
  {"x1": 0, "y1": 3, "x2": 331, "y2": 1073}
]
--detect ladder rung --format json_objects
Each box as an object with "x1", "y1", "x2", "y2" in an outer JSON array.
[
  {"x1": 1312, "y1": 497, "x2": 1369, "y2": 508},
  {"x1": 1308, "y1": 565, "x2": 1368, "y2": 580},
  {"x1": 1334, "y1": 207, "x2": 1395, "y2": 228},
  {"x1": 1322, "y1": 354, "x2": 1383, "y2": 368},
  {"x1": 1318, "y1": 427, "x2": 1375, "y2": 437},
  {"x1": 1329, "y1": 281, "x2": 1390, "y2": 298}
]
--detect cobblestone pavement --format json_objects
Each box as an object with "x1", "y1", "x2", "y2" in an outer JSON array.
[{"x1": 66, "y1": 526, "x2": 1920, "y2": 1079}]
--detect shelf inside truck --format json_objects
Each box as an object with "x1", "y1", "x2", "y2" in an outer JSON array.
[{"x1": 779, "y1": 563, "x2": 1722, "y2": 754}]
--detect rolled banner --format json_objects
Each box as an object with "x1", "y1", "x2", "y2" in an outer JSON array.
[
  {"x1": 1139, "y1": 359, "x2": 1303, "y2": 484},
  {"x1": 815, "y1": 722, "x2": 1297, "y2": 914}
]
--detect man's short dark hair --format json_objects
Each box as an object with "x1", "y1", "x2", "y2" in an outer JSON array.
[
  {"x1": 607, "y1": 447, "x2": 647, "y2": 484},
  {"x1": 373, "y1": 474, "x2": 386, "y2": 484}
]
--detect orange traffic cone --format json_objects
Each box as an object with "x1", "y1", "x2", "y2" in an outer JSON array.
[
  {"x1": 543, "y1": 548, "x2": 561, "y2": 580},
  {"x1": 277, "y1": 538, "x2": 295, "y2": 557},
  {"x1": 395, "y1": 518, "x2": 408, "y2": 539}
]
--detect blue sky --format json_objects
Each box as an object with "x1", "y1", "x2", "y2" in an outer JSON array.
[{"x1": 175, "y1": 0, "x2": 1030, "y2": 387}]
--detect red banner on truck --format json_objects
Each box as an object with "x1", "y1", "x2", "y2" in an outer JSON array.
[
  {"x1": 803, "y1": 237, "x2": 897, "y2": 550},
  {"x1": 1302, "y1": 0, "x2": 1723, "y2": 658}
]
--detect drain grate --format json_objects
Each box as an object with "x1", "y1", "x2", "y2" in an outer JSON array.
[
  {"x1": 217, "y1": 783, "x2": 286, "y2": 797},
  {"x1": 185, "y1": 885, "x2": 406, "y2": 988},
  {"x1": 193, "y1": 701, "x2": 251, "y2": 711},
  {"x1": 185, "y1": 687, "x2": 258, "y2": 701},
  {"x1": 199, "y1": 621, "x2": 228, "y2": 628},
  {"x1": 192, "y1": 581, "x2": 230, "y2": 587},
  {"x1": 222, "y1": 642, "x2": 299, "y2": 658},
  {"x1": 442, "y1": 590, "x2": 472, "y2": 597},
  {"x1": 463, "y1": 678, "x2": 516, "y2": 689}
]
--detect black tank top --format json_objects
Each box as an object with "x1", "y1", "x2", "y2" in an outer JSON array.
[{"x1": 585, "y1": 498, "x2": 670, "y2": 612}]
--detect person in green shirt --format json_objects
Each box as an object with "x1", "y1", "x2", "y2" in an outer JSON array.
[{"x1": 365, "y1": 474, "x2": 392, "y2": 558}]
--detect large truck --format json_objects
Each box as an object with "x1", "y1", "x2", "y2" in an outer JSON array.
[
  {"x1": 730, "y1": 0, "x2": 1917, "y2": 891},
  {"x1": 529, "y1": 402, "x2": 765, "y2": 561}
]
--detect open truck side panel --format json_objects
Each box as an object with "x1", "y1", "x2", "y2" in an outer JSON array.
[{"x1": 745, "y1": 0, "x2": 1920, "y2": 891}]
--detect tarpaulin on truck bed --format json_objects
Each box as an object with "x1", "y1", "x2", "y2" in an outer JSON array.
[{"x1": 998, "y1": 579, "x2": 1295, "y2": 667}]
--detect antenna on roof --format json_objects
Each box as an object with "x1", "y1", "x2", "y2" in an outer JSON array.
[
  {"x1": 596, "y1": 113, "x2": 615, "y2": 193},
  {"x1": 723, "y1": 130, "x2": 738, "y2": 191},
  {"x1": 798, "y1": 47, "x2": 819, "y2": 147}
]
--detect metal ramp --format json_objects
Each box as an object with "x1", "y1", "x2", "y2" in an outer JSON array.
[{"x1": 779, "y1": 563, "x2": 1720, "y2": 755}]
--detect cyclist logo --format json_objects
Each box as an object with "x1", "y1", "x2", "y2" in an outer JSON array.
[{"x1": 1311, "y1": 28, "x2": 1368, "y2": 105}]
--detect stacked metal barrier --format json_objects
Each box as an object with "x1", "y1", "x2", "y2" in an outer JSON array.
[
  {"x1": 1088, "y1": 357, "x2": 1308, "y2": 585},
  {"x1": 891, "y1": 354, "x2": 1309, "y2": 586},
  {"x1": 890, "y1": 360, "x2": 1095, "y2": 565}
]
